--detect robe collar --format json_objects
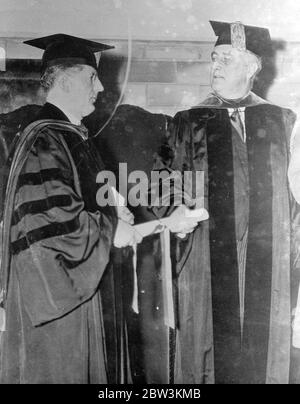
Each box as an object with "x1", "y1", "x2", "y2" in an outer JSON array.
[
  {"x1": 192, "y1": 91, "x2": 270, "y2": 109},
  {"x1": 35, "y1": 102, "x2": 89, "y2": 140}
]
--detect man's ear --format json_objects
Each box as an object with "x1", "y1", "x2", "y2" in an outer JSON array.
[
  {"x1": 246, "y1": 61, "x2": 258, "y2": 81},
  {"x1": 246, "y1": 53, "x2": 260, "y2": 81},
  {"x1": 58, "y1": 73, "x2": 72, "y2": 93}
]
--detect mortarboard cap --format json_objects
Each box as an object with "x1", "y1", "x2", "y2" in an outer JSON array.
[
  {"x1": 210, "y1": 20, "x2": 272, "y2": 57},
  {"x1": 24, "y1": 33, "x2": 114, "y2": 73}
]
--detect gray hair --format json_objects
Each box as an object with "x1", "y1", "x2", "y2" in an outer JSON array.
[{"x1": 40, "y1": 64, "x2": 85, "y2": 90}]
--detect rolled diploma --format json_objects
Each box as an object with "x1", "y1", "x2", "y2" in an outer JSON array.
[{"x1": 134, "y1": 208, "x2": 209, "y2": 238}]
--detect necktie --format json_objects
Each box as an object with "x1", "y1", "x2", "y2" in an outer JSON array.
[{"x1": 231, "y1": 108, "x2": 245, "y2": 142}]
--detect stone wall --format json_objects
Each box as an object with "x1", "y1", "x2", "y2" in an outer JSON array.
[{"x1": 0, "y1": 39, "x2": 299, "y2": 118}]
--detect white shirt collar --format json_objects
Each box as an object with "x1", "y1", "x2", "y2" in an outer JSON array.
[
  {"x1": 46, "y1": 96, "x2": 81, "y2": 126},
  {"x1": 227, "y1": 107, "x2": 245, "y2": 115}
]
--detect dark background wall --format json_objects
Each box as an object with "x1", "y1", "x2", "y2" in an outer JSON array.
[{"x1": 0, "y1": 38, "x2": 299, "y2": 119}]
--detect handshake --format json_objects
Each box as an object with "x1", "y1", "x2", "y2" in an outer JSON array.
[{"x1": 113, "y1": 205, "x2": 202, "y2": 248}]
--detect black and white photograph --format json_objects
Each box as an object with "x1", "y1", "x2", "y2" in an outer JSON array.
[{"x1": 0, "y1": 0, "x2": 299, "y2": 387}]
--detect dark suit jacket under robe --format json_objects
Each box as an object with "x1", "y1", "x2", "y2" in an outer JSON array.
[{"x1": 0, "y1": 103, "x2": 116, "y2": 384}]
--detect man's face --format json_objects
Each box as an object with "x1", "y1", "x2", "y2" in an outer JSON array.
[
  {"x1": 210, "y1": 45, "x2": 251, "y2": 99},
  {"x1": 66, "y1": 65, "x2": 104, "y2": 118}
]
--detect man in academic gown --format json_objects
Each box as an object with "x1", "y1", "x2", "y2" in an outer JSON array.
[
  {"x1": 155, "y1": 21, "x2": 296, "y2": 383},
  {"x1": 0, "y1": 34, "x2": 142, "y2": 384}
]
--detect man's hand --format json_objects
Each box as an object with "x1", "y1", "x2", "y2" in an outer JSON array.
[
  {"x1": 163, "y1": 205, "x2": 199, "y2": 236},
  {"x1": 116, "y1": 206, "x2": 134, "y2": 224},
  {"x1": 110, "y1": 187, "x2": 134, "y2": 224},
  {"x1": 113, "y1": 219, "x2": 143, "y2": 248}
]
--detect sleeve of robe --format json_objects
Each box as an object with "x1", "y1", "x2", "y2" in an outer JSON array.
[{"x1": 9, "y1": 128, "x2": 115, "y2": 326}]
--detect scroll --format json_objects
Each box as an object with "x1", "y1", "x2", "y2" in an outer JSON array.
[{"x1": 133, "y1": 208, "x2": 209, "y2": 237}]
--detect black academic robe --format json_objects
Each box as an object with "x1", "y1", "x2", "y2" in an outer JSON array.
[
  {"x1": 0, "y1": 103, "x2": 116, "y2": 383},
  {"x1": 156, "y1": 92, "x2": 296, "y2": 384}
]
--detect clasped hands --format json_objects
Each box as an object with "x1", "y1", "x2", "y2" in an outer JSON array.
[
  {"x1": 113, "y1": 206, "x2": 142, "y2": 248},
  {"x1": 162, "y1": 205, "x2": 200, "y2": 238},
  {"x1": 113, "y1": 204, "x2": 199, "y2": 248}
]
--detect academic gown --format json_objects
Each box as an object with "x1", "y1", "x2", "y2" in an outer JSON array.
[
  {"x1": 155, "y1": 92, "x2": 296, "y2": 384},
  {"x1": 0, "y1": 103, "x2": 116, "y2": 384}
]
